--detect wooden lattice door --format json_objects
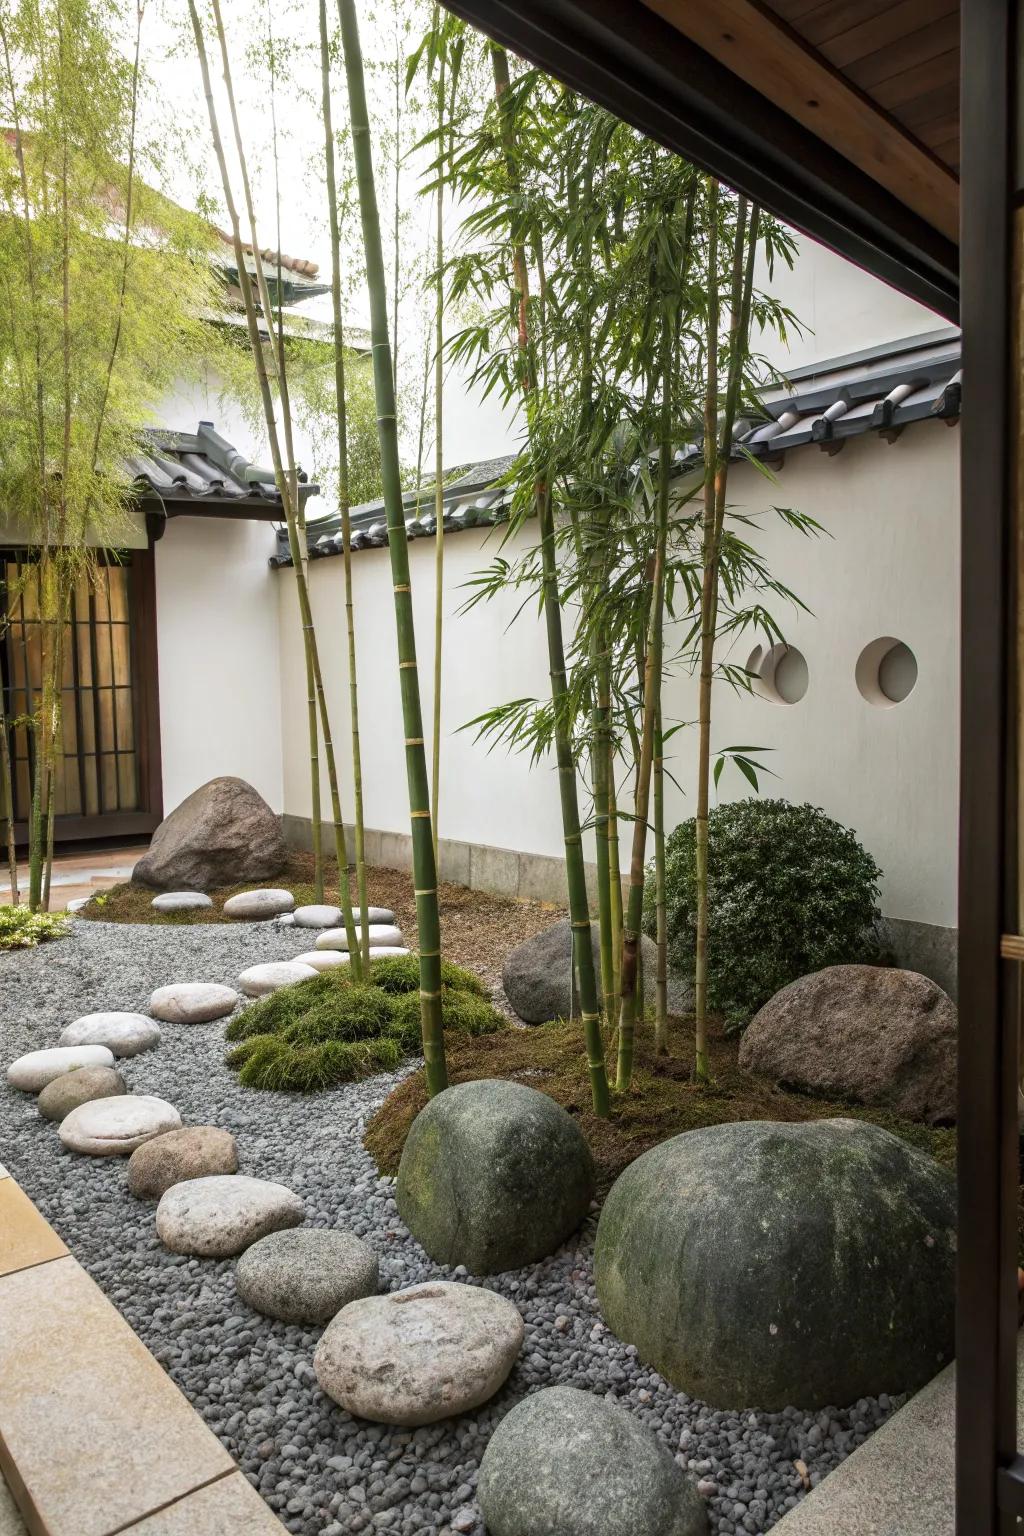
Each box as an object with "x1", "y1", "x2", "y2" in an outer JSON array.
[{"x1": 0, "y1": 550, "x2": 162, "y2": 842}]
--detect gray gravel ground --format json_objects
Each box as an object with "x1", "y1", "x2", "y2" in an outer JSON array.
[{"x1": 0, "y1": 920, "x2": 899, "y2": 1536}]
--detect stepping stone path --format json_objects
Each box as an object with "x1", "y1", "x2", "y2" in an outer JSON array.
[
  {"x1": 293, "y1": 904, "x2": 342, "y2": 928},
  {"x1": 313, "y1": 1280, "x2": 524, "y2": 1426},
  {"x1": 155, "y1": 1174, "x2": 304, "y2": 1258},
  {"x1": 151, "y1": 891, "x2": 213, "y2": 913},
  {"x1": 38, "y1": 1067, "x2": 127, "y2": 1123},
  {"x1": 223, "y1": 889, "x2": 295, "y2": 920},
  {"x1": 59, "y1": 1094, "x2": 181, "y2": 1156},
  {"x1": 315, "y1": 924, "x2": 404, "y2": 952},
  {"x1": 236, "y1": 1229, "x2": 379, "y2": 1325},
  {"x1": 277, "y1": 913, "x2": 296, "y2": 927},
  {"x1": 7, "y1": 1045, "x2": 115, "y2": 1092},
  {"x1": 148, "y1": 982, "x2": 239, "y2": 1024},
  {"x1": 128, "y1": 1126, "x2": 239, "y2": 1199},
  {"x1": 293, "y1": 950, "x2": 350, "y2": 972},
  {"x1": 237, "y1": 961, "x2": 317, "y2": 997},
  {"x1": 59, "y1": 1012, "x2": 161, "y2": 1058}
]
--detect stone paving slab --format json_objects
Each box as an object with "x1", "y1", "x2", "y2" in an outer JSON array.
[
  {"x1": 0, "y1": 1181, "x2": 67, "y2": 1278},
  {"x1": 0, "y1": 1255, "x2": 237, "y2": 1536},
  {"x1": 0, "y1": 1471, "x2": 27, "y2": 1536},
  {"x1": 772, "y1": 1331, "x2": 1024, "y2": 1535},
  {"x1": 120, "y1": 1472, "x2": 292, "y2": 1534}
]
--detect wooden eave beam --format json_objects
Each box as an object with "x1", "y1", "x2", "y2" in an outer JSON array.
[{"x1": 641, "y1": 0, "x2": 960, "y2": 245}]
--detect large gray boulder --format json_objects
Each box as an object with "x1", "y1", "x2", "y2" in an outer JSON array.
[
  {"x1": 739, "y1": 964, "x2": 957, "y2": 1124},
  {"x1": 131, "y1": 777, "x2": 287, "y2": 891},
  {"x1": 396, "y1": 1080, "x2": 595, "y2": 1274},
  {"x1": 478, "y1": 1386, "x2": 707, "y2": 1536},
  {"x1": 502, "y1": 918, "x2": 692, "y2": 1025},
  {"x1": 594, "y1": 1118, "x2": 955, "y2": 1410}
]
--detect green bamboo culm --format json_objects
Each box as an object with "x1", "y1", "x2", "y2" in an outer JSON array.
[
  {"x1": 318, "y1": 0, "x2": 371, "y2": 967},
  {"x1": 336, "y1": 0, "x2": 448, "y2": 1097},
  {"x1": 430, "y1": 20, "x2": 446, "y2": 870},
  {"x1": 490, "y1": 42, "x2": 609, "y2": 1118}
]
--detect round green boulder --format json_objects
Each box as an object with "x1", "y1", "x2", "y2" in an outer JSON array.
[
  {"x1": 396, "y1": 1079, "x2": 596, "y2": 1274},
  {"x1": 478, "y1": 1386, "x2": 707, "y2": 1536},
  {"x1": 594, "y1": 1117, "x2": 955, "y2": 1410}
]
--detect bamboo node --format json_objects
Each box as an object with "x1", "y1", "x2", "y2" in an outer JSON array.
[
  {"x1": 399, "y1": 661, "x2": 418, "y2": 670},
  {"x1": 394, "y1": 584, "x2": 411, "y2": 593},
  {"x1": 410, "y1": 810, "x2": 431, "y2": 819},
  {"x1": 414, "y1": 888, "x2": 437, "y2": 897},
  {"x1": 419, "y1": 989, "x2": 442, "y2": 999},
  {"x1": 405, "y1": 738, "x2": 425, "y2": 746}
]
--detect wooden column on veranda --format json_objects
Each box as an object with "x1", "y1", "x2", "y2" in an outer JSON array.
[{"x1": 957, "y1": 1, "x2": 1024, "y2": 1530}]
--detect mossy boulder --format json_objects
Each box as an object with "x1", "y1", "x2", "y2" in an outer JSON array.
[
  {"x1": 502, "y1": 918, "x2": 693, "y2": 1025},
  {"x1": 594, "y1": 1118, "x2": 955, "y2": 1409},
  {"x1": 478, "y1": 1385, "x2": 707, "y2": 1536},
  {"x1": 396, "y1": 1079, "x2": 596, "y2": 1274}
]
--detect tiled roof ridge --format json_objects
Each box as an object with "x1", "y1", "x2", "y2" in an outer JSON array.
[
  {"x1": 215, "y1": 228, "x2": 319, "y2": 280},
  {"x1": 270, "y1": 332, "x2": 962, "y2": 569}
]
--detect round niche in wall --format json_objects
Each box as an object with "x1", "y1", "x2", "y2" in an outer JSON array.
[
  {"x1": 745, "y1": 642, "x2": 809, "y2": 705},
  {"x1": 856, "y1": 637, "x2": 918, "y2": 707}
]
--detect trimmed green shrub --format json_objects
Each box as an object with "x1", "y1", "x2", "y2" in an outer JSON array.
[
  {"x1": 646, "y1": 798, "x2": 883, "y2": 1028},
  {"x1": 0, "y1": 905, "x2": 67, "y2": 950},
  {"x1": 225, "y1": 957, "x2": 505, "y2": 1091}
]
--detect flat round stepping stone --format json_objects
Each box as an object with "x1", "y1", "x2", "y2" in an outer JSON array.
[
  {"x1": 59, "y1": 1094, "x2": 181, "y2": 1156},
  {"x1": 315, "y1": 923, "x2": 404, "y2": 952},
  {"x1": 151, "y1": 891, "x2": 213, "y2": 913},
  {"x1": 237, "y1": 961, "x2": 317, "y2": 997},
  {"x1": 38, "y1": 1067, "x2": 127, "y2": 1123},
  {"x1": 363, "y1": 907, "x2": 395, "y2": 925},
  {"x1": 59, "y1": 1012, "x2": 161, "y2": 1058},
  {"x1": 155, "y1": 1174, "x2": 304, "y2": 1258},
  {"x1": 66, "y1": 897, "x2": 91, "y2": 914},
  {"x1": 292, "y1": 950, "x2": 350, "y2": 972},
  {"x1": 223, "y1": 888, "x2": 295, "y2": 920},
  {"x1": 148, "y1": 982, "x2": 239, "y2": 1024},
  {"x1": 314, "y1": 1280, "x2": 524, "y2": 1426},
  {"x1": 236, "y1": 1229, "x2": 379, "y2": 1324},
  {"x1": 277, "y1": 913, "x2": 296, "y2": 928},
  {"x1": 293, "y1": 904, "x2": 343, "y2": 928},
  {"x1": 368, "y1": 946, "x2": 410, "y2": 958},
  {"x1": 128, "y1": 1126, "x2": 238, "y2": 1199},
  {"x1": 7, "y1": 1045, "x2": 115, "y2": 1093}
]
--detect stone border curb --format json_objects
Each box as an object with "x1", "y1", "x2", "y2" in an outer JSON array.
[{"x1": 0, "y1": 1168, "x2": 286, "y2": 1536}]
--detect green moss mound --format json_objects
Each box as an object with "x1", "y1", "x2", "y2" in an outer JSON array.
[
  {"x1": 225, "y1": 958, "x2": 504, "y2": 1092},
  {"x1": 369, "y1": 952, "x2": 487, "y2": 997}
]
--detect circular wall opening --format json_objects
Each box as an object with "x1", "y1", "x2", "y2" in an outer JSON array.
[
  {"x1": 745, "y1": 642, "x2": 809, "y2": 705},
  {"x1": 856, "y1": 637, "x2": 918, "y2": 707}
]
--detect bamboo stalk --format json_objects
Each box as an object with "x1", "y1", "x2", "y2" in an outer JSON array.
[
  {"x1": 654, "y1": 705, "x2": 668, "y2": 1052},
  {"x1": 431, "y1": 34, "x2": 446, "y2": 870},
  {"x1": 337, "y1": 0, "x2": 448, "y2": 1095},
  {"x1": 694, "y1": 191, "x2": 760, "y2": 1083},
  {"x1": 0, "y1": 646, "x2": 18, "y2": 903},
  {"x1": 490, "y1": 42, "x2": 609, "y2": 1116},
  {"x1": 319, "y1": 0, "x2": 371, "y2": 964}
]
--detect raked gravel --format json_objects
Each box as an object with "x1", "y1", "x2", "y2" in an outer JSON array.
[{"x1": 0, "y1": 920, "x2": 899, "y2": 1536}]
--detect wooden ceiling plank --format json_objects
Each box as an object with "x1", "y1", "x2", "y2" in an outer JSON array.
[
  {"x1": 640, "y1": 0, "x2": 959, "y2": 241},
  {"x1": 898, "y1": 78, "x2": 959, "y2": 130},
  {"x1": 871, "y1": 49, "x2": 960, "y2": 113},
  {"x1": 784, "y1": 0, "x2": 892, "y2": 43},
  {"x1": 819, "y1": 0, "x2": 957, "y2": 67},
  {"x1": 848, "y1": 14, "x2": 961, "y2": 92}
]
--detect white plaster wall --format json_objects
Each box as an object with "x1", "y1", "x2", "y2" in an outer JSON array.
[
  {"x1": 154, "y1": 515, "x2": 284, "y2": 813},
  {"x1": 756, "y1": 233, "x2": 951, "y2": 373},
  {"x1": 278, "y1": 421, "x2": 960, "y2": 929}
]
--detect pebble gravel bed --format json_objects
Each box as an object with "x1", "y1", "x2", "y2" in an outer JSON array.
[{"x1": 0, "y1": 920, "x2": 900, "y2": 1536}]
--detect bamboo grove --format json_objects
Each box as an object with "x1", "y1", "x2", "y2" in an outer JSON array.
[{"x1": 0, "y1": 0, "x2": 819, "y2": 1103}]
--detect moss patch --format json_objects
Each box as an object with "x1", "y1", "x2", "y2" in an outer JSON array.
[
  {"x1": 364, "y1": 1017, "x2": 958, "y2": 1197},
  {"x1": 225, "y1": 959, "x2": 506, "y2": 1092}
]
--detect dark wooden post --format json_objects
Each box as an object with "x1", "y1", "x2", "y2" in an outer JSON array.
[{"x1": 956, "y1": 1, "x2": 1021, "y2": 1529}]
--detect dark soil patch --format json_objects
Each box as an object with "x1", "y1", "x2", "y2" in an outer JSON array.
[
  {"x1": 77, "y1": 854, "x2": 563, "y2": 994},
  {"x1": 364, "y1": 1015, "x2": 958, "y2": 1197}
]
